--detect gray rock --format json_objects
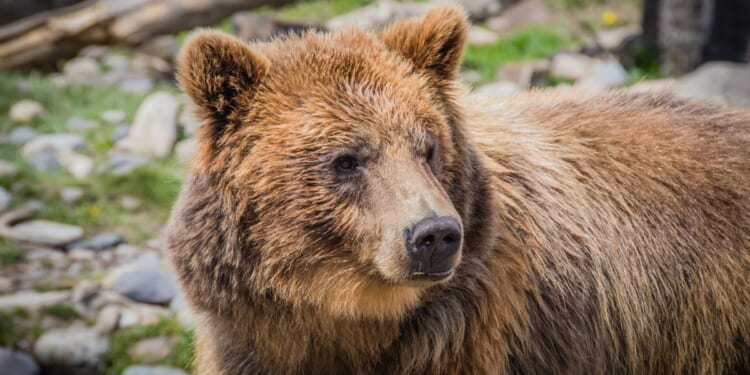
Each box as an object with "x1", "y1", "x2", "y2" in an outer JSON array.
[
  {"x1": 112, "y1": 125, "x2": 130, "y2": 142},
  {"x1": 100, "y1": 152, "x2": 151, "y2": 175},
  {"x1": 551, "y1": 53, "x2": 593, "y2": 81},
  {"x1": 66, "y1": 117, "x2": 98, "y2": 132},
  {"x1": 486, "y1": 0, "x2": 554, "y2": 33},
  {"x1": 596, "y1": 25, "x2": 640, "y2": 51},
  {"x1": 118, "y1": 92, "x2": 180, "y2": 158},
  {"x1": 8, "y1": 127, "x2": 38, "y2": 144},
  {"x1": 0, "y1": 160, "x2": 18, "y2": 176},
  {"x1": 169, "y1": 291, "x2": 194, "y2": 327},
  {"x1": 60, "y1": 187, "x2": 85, "y2": 203},
  {"x1": 8, "y1": 100, "x2": 44, "y2": 123},
  {"x1": 79, "y1": 45, "x2": 110, "y2": 60},
  {"x1": 57, "y1": 150, "x2": 94, "y2": 179},
  {"x1": 33, "y1": 326, "x2": 109, "y2": 370},
  {"x1": 21, "y1": 134, "x2": 85, "y2": 156},
  {"x1": 129, "y1": 336, "x2": 174, "y2": 362},
  {"x1": 677, "y1": 62, "x2": 750, "y2": 108},
  {"x1": 576, "y1": 58, "x2": 628, "y2": 89},
  {"x1": 0, "y1": 347, "x2": 39, "y2": 375},
  {"x1": 67, "y1": 233, "x2": 124, "y2": 251},
  {"x1": 326, "y1": 1, "x2": 430, "y2": 30},
  {"x1": 0, "y1": 277, "x2": 12, "y2": 294},
  {"x1": 101, "y1": 109, "x2": 127, "y2": 124},
  {"x1": 138, "y1": 35, "x2": 179, "y2": 61},
  {"x1": 95, "y1": 305, "x2": 120, "y2": 334},
  {"x1": 0, "y1": 186, "x2": 11, "y2": 212},
  {"x1": 120, "y1": 196, "x2": 141, "y2": 211},
  {"x1": 497, "y1": 59, "x2": 551, "y2": 88},
  {"x1": 114, "y1": 266, "x2": 177, "y2": 305},
  {"x1": 102, "y1": 54, "x2": 130, "y2": 71},
  {"x1": 122, "y1": 365, "x2": 188, "y2": 375},
  {"x1": 467, "y1": 26, "x2": 499, "y2": 45},
  {"x1": 120, "y1": 77, "x2": 154, "y2": 94},
  {"x1": 178, "y1": 101, "x2": 202, "y2": 135},
  {"x1": 5, "y1": 220, "x2": 83, "y2": 246},
  {"x1": 175, "y1": 138, "x2": 197, "y2": 164},
  {"x1": 63, "y1": 57, "x2": 101, "y2": 81},
  {"x1": 26, "y1": 150, "x2": 60, "y2": 172},
  {"x1": 0, "y1": 291, "x2": 70, "y2": 312}
]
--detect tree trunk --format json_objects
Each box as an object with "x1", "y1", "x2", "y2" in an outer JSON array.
[{"x1": 0, "y1": 0, "x2": 294, "y2": 70}]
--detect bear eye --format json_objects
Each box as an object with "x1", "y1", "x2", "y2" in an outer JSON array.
[
  {"x1": 425, "y1": 145, "x2": 435, "y2": 163},
  {"x1": 333, "y1": 155, "x2": 359, "y2": 175}
]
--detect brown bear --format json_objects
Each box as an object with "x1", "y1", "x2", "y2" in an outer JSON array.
[{"x1": 166, "y1": 6, "x2": 750, "y2": 374}]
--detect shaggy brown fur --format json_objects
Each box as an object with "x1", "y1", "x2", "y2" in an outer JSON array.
[{"x1": 166, "y1": 6, "x2": 750, "y2": 374}]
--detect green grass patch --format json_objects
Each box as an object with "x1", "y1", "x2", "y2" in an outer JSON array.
[
  {"x1": 545, "y1": 0, "x2": 637, "y2": 9},
  {"x1": 0, "y1": 241, "x2": 25, "y2": 265},
  {"x1": 104, "y1": 317, "x2": 195, "y2": 375},
  {"x1": 273, "y1": 0, "x2": 374, "y2": 23},
  {"x1": 40, "y1": 303, "x2": 79, "y2": 320},
  {"x1": 463, "y1": 26, "x2": 577, "y2": 83},
  {"x1": 0, "y1": 312, "x2": 18, "y2": 347}
]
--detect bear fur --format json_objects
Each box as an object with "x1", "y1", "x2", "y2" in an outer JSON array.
[{"x1": 166, "y1": 6, "x2": 750, "y2": 374}]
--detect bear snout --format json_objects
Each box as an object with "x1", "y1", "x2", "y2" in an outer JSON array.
[{"x1": 404, "y1": 216, "x2": 462, "y2": 281}]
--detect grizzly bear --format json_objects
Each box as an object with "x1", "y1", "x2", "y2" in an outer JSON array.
[{"x1": 166, "y1": 6, "x2": 750, "y2": 374}]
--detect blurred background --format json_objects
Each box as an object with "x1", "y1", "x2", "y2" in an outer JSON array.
[{"x1": 0, "y1": 0, "x2": 747, "y2": 374}]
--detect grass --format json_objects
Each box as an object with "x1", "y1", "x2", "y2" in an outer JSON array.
[
  {"x1": 545, "y1": 0, "x2": 638, "y2": 9},
  {"x1": 463, "y1": 26, "x2": 577, "y2": 83},
  {"x1": 40, "y1": 303, "x2": 79, "y2": 320},
  {"x1": 0, "y1": 240, "x2": 25, "y2": 265},
  {"x1": 105, "y1": 317, "x2": 195, "y2": 375},
  {"x1": 273, "y1": 0, "x2": 374, "y2": 23},
  {"x1": 0, "y1": 71, "x2": 183, "y2": 244}
]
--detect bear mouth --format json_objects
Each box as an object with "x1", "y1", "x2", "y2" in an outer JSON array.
[{"x1": 409, "y1": 269, "x2": 454, "y2": 282}]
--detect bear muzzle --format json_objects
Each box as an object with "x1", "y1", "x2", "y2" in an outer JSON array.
[{"x1": 404, "y1": 216, "x2": 462, "y2": 281}]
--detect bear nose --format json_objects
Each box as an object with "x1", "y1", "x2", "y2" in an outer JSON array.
[{"x1": 405, "y1": 216, "x2": 462, "y2": 280}]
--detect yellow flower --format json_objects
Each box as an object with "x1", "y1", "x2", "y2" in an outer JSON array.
[
  {"x1": 602, "y1": 11, "x2": 618, "y2": 26},
  {"x1": 89, "y1": 206, "x2": 100, "y2": 217}
]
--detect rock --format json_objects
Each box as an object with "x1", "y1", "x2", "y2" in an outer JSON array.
[
  {"x1": 4, "y1": 220, "x2": 83, "y2": 246},
  {"x1": 63, "y1": 57, "x2": 101, "y2": 80},
  {"x1": 129, "y1": 336, "x2": 174, "y2": 363},
  {"x1": 122, "y1": 365, "x2": 188, "y2": 375},
  {"x1": 80, "y1": 45, "x2": 110, "y2": 60},
  {"x1": 232, "y1": 12, "x2": 321, "y2": 42},
  {"x1": 26, "y1": 150, "x2": 60, "y2": 172},
  {"x1": 169, "y1": 291, "x2": 194, "y2": 327},
  {"x1": 102, "y1": 54, "x2": 130, "y2": 71},
  {"x1": 486, "y1": 0, "x2": 554, "y2": 33},
  {"x1": 0, "y1": 186, "x2": 11, "y2": 212},
  {"x1": 326, "y1": 1, "x2": 430, "y2": 30},
  {"x1": 33, "y1": 326, "x2": 109, "y2": 370},
  {"x1": 113, "y1": 266, "x2": 177, "y2": 305},
  {"x1": 0, "y1": 347, "x2": 39, "y2": 375},
  {"x1": 628, "y1": 78, "x2": 677, "y2": 93},
  {"x1": 0, "y1": 160, "x2": 18, "y2": 176},
  {"x1": 67, "y1": 233, "x2": 124, "y2": 251},
  {"x1": 101, "y1": 109, "x2": 127, "y2": 124},
  {"x1": 0, "y1": 291, "x2": 70, "y2": 312},
  {"x1": 68, "y1": 249, "x2": 95, "y2": 261},
  {"x1": 118, "y1": 92, "x2": 180, "y2": 158},
  {"x1": 473, "y1": 81, "x2": 521, "y2": 98},
  {"x1": 455, "y1": 0, "x2": 505, "y2": 21},
  {"x1": 459, "y1": 70, "x2": 483, "y2": 84},
  {"x1": 101, "y1": 152, "x2": 151, "y2": 175},
  {"x1": 57, "y1": 150, "x2": 94, "y2": 179},
  {"x1": 21, "y1": 134, "x2": 85, "y2": 156},
  {"x1": 138, "y1": 35, "x2": 179, "y2": 61},
  {"x1": 60, "y1": 187, "x2": 85, "y2": 203},
  {"x1": 175, "y1": 138, "x2": 197, "y2": 164},
  {"x1": 497, "y1": 59, "x2": 551, "y2": 88},
  {"x1": 112, "y1": 125, "x2": 130, "y2": 142},
  {"x1": 8, "y1": 100, "x2": 44, "y2": 123},
  {"x1": 576, "y1": 58, "x2": 628, "y2": 89},
  {"x1": 467, "y1": 26, "x2": 499, "y2": 45},
  {"x1": 95, "y1": 305, "x2": 120, "y2": 334},
  {"x1": 0, "y1": 277, "x2": 13, "y2": 294},
  {"x1": 71, "y1": 281, "x2": 119, "y2": 319},
  {"x1": 120, "y1": 196, "x2": 141, "y2": 211},
  {"x1": 120, "y1": 77, "x2": 155, "y2": 94},
  {"x1": 8, "y1": 127, "x2": 37, "y2": 145},
  {"x1": 66, "y1": 117, "x2": 98, "y2": 132},
  {"x1": 596, "y1": 25, "x2": 640, "y2": 51},
  {"x1": 676, "y1": 62, "x2": 750, "y2": 108},
  {"x1": 550, "y1": 53, "x2": 593, "y2": 81},
  {"x1": 118, "y1": 303, "x2": 169, "y2": 328}
]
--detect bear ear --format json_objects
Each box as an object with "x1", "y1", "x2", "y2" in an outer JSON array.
[
  {"x1": 381, "y1": 6, "x2": 468, "y2": 81},
  {"x1": 177, "y1": 30, "x2": 270, "y2": 134}
]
